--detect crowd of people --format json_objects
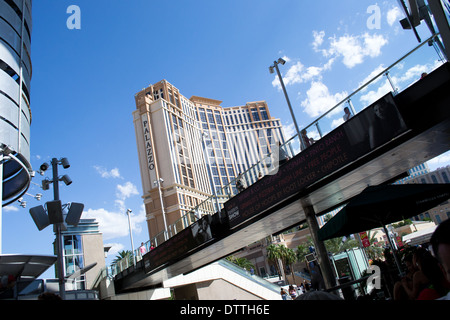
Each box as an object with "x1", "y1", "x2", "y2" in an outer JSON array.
[
  {"x1": 280, "y1": 282, "x2": 311, "y2": 300},
  {"x1": 278, "y1": 219, "x2": 450, "y2": 301},
  {"x1": 391, "y1": 219, "x2": 450, "y2": 300}
]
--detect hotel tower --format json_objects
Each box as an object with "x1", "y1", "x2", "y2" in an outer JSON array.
[{"x1": 133, "y1": 80, "x2": 287, "y2": 242}]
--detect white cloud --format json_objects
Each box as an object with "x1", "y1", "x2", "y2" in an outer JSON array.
[
  {"x1": 81, "y1": 176, "x2": 143, "y2": 241},
  {"x1": 300, "y1": 81, "x2": 348, "y2": 118},
  {"x1": 359, "y1": 79, "x2": 392, "y2": 106},
  {"x1": 312, "y1": 30, "x2": 325, "y2": 51},
  {"x1": 357, "y1": 64, "x2": 386, "y2": 89},
  {"x1": 359, "y1": 61, "x2": 443, "y2": 106},
  {"x1": 273, "y1": 31, "x2": 388, "y2": 96},
  {"x1": 272, "y1": 61, "x2": 304, "y2": 89},
  {"x1": 331, "y1": 117, "x2": 345, "y2": 129},
  {"x1": 392, "y1": 63, "x2": 434, "y2": 84},
  {"x1": 83, "y1": 204, "x2": 146, "y2": 241},
  {"x1": 271, "y1": 59, "x2": 332, "y2": 90},
  {"x1": 281, "y1": 55, "x2": 291, "y2": 63},
  {"x1": 94, "y1": 166, "x2": 122, "y2": 179},
  {"x1": 328, "y1": 33, "x2": 388, "y2": 68},
  {"x1": 282, "y1": 122, "x2": 296, "y2": 138},
  {"x1": 364, "y1": 33, "x2": 388, "y2": 58},
  {"x1": 116, "y1": 181, "x2": 139, "y2": 200},
  {"x1": 3, "y1": 206, "x2": 19, "y2": 212},
  {"x1": 329, "y1": 34, "x2": 364, "y2": 68},
  {"x1": 387, "y1": 7, "x2": 403, "y2": 26},
  {"x1": 105, "y1": 242, "x2": 125, "y2": 258}
]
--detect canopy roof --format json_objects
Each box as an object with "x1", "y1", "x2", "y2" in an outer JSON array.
[
  {"x1": 0, "y1": 254, "x2": 57, "y2": 280},
  {"x1": 318, "y1": 184, "x2": 450, "y2": 241}
]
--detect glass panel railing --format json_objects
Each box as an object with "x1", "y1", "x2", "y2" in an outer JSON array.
[
  {"x1": 109, "y1": 34, "x2": 446, "y2": 278},
  {"x1": 302, "y1": 33, "x2": 446, "y2": 140}
]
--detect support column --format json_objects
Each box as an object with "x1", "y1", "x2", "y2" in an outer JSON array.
[
  {"x1": 302, "y1": 203, "x2": 336, "y2": 290},
  {"x1": 0, "y1": 156, "x2": 3, "y2": 254}
]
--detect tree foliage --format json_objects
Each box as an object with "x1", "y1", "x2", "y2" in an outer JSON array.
[{"x1": 226, "y1": 255, "x2": 255, "y2": 270}]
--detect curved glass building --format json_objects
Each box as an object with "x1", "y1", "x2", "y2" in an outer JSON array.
[{"x1": 0, "y1": 0, "x2": 33, "y2": 210}]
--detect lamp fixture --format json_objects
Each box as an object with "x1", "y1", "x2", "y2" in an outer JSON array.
[
  {"x1": 42, "y1": 179, "x2": 51, "y2": 190},
  {"x1": 60, "y1": 174, "x2": 72, "y2": 186}
]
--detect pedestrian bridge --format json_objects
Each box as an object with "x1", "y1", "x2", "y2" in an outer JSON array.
[{"x1": 96, "y1": 37, "x2": 450, "y2": 294}]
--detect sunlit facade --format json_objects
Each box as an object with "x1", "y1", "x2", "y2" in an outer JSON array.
[
  {"x1": 55, "y1": 219, "x2": 106, "y2": 290},
  {"x1": 133, "y1": 80, "x2": 286, "y2": 240}
]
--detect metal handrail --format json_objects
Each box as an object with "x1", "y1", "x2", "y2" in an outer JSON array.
[
  {"x1": 303, "y1": 33, "x2": 443, "y2": 134},
  {"x1": 104, "y1": 33, "x2": 446, "y2": 280}
]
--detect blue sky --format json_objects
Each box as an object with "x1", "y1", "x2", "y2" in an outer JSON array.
[{"x1": 2, "y1": 1, "x2": 450, "y2": 279}]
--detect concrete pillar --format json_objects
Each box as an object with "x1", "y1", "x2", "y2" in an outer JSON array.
[
  {"x1": 0, "y1": 158, "x2": 3, "y2": 254},
  {"x1": 302, "y1": 203, "x2": 336, "y2": 290}
]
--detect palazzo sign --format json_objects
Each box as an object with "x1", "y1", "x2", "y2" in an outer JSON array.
[
  {"x1": 141, "y1": 115, "x2": 157, "y2": 184},
  {"x1": 142, "y1": 115, "x2": 155, "y2": 171}
]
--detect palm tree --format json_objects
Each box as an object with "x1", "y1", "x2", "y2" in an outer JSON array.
[
  {"x1": 226, "y1": 255, "x2": 255, "y2": 271},
  {"x1": 266, "y1": 244, "x2": 283, "y2": 280},
  {"x1": 324, "y1": 236, "x2": 358, "y2": 254},
  {"x1": 296, "y1": 238, "x2": 314, "y2": 263},
  {"x1": 113, "y1": 250, "x2": 132, "y2": 265},
  {"x1": 280, "y1": 246, "x2": 298, "y2": 284},
  {"x1": 364, "y1": 230, "x2": 384, "y2": 260}
]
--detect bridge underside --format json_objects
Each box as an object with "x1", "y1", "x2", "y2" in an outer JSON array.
[{"x1": 114, "y1": 63, "x2": 450, "y2": 293}]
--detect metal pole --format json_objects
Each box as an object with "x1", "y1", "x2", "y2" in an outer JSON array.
[
  {"x1": 126, "y1": 209, "x2": 136, "y2": 265},
  {"x1": 0, "y1": 153, "x2": 3, "y2": 254},
  {"x1": 156, "y1": 179, "x2": 169, "y2": 239},
  {"x1": 382, "y1": 224, "x2": 405, "y2": 277},
  {"x1": 202, "y1": 132, "x2": 220, "y2": 213},
  {"x1": 385, "y1": 71, "x2": 398, "y2": 94},
  {"x1": 273, "y1": 62, "x2": 306, "y2": 150},
  {"x1": 302, "y1": 203, "x2": 337, "y2": 290},
  {"x1": 347, "y1": 99, "x2": 357, "y2": 116},
  {"x1": 428, "y1": 0, "x2": 450, "y2": 60},
  {"x1": 51, "y1": 158, "x2": 66, "y2": 300}
]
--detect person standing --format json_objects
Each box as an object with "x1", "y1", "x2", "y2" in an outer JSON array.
[
  {"x1": 343, "y1": 106, "x2": 353, "y2": 121},
  {"x1": 236, "y1": 173, "x2": 245, "y2": 192},
  {"x1": 300, "y1": 129, "x2": 315, "y2": 150},
  {"x1": 280, "y1": 288, "x2": 288, "y2": 300},
  {"x1": 431, "y1": 219, "x2": 450, "y2": 300},
  {"x1": 139, "y1": 242, "x2": 146, "y2": 257}
]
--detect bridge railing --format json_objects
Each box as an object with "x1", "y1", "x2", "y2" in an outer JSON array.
[{"x1": 103, "y1": 33, "x2": 446, "y2": 281}]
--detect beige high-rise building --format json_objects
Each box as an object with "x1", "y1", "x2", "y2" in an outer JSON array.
[{"x1": 133, "y1": 80, "x2": 286, "y2": 243}]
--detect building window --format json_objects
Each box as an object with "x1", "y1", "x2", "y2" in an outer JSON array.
[
  {"x1": 260, "y1": 107, "x2": 269, "y2": 120},
  {"x1": 442, "y1": 172, "x2": 449, "y2": 183},
  {"x1": 251, "y1": 108, "x2": 260, "y2": 121},
  {"x1": 63, "y1": 235, "x2": 85, "y2": 289}
]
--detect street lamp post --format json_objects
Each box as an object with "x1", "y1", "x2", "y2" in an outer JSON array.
[
  {"x1": 201, "y1": 132, "x2": 220, "y2": 214},
  {"x1": 126, "y1": 208, "x2": 136, "y2": 265},
  {"x1": 269, "y1": 58, "x2": 306, "y2": 150},
  {"x1": 29, "y1": 157, "x2": 84, "y2": 300},
  {"x1": 270, "y1": 59, "x2": 336, "y2": 290},
  {"x1": 154, "y1": 178, "x2": 170, "y2": 240},
  {"x1": 50, "y1": 158, "x2": 69, "y2": 300}
]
